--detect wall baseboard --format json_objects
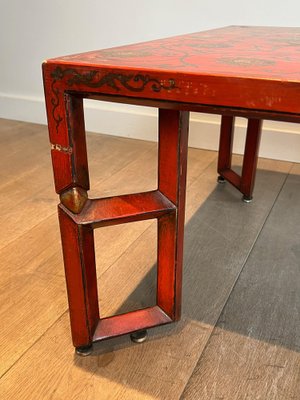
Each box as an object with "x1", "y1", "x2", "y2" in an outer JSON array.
[{"x1": 1, "y1": 93, "x2": 300, "y2": 163}]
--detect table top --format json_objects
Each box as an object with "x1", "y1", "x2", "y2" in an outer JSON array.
[
  {"x1": 51, "y1": 26, "x2": 300, "y2": 82},
  {"x1": 44, "y1": 26, "x2": 300, "y2": 114}
]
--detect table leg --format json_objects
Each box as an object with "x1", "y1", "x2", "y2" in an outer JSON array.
[
  {"x1": 59, "y1": 208, "x2": 99, "y2": 350},
  {"x1": 49, "y1": 95, "x2": 99, "y2": 350},
  {"x1": 46, "y1": 95, "x2": 190, "y2": 352},
  {"x1": 217, "y1": 116, "x2": 262, "y2": 202},
  {"x1": 240, "y1": 119, "x2": 263, "y2": 202},
  {"x1": 218, "y1": 115, "x2": 235, "y2": 182},
  {"x1": 157, "y1": 109, "x2": 189, "y2": 320}
]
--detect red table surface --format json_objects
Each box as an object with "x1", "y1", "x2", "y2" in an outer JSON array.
[{"x1": 44, "y1": 26, "x2": 300, "y2": 115}]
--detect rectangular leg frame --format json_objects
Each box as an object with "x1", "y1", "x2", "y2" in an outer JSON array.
[
  {"x1": 56, "y1": 105, "x2": 189, "y2": 348},
  {"x1": 218, "y1": 115, "x2": 262, "y2": 200}
]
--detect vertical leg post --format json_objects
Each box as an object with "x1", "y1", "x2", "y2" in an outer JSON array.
[
  {"x1": 157, "y1": 109, "x2": 189, "y2": 321},
  {"x1": 240, "y1": 118, "x2": 263, "y2": 201},
  {"x1": 218, "y1": 115, "x2": 235, "y2": 177},
  {"x1": 58, "y1": 209, "x2": 99, "y2": 348},
  {"x1": 65, "y1": 94, "x2": 90, "y2": 191},
  {"x1": 217, "y1": 116, "x2": 262, "y2": 201},
  {"x1": 49, "y1": 94, "x2": 99, "y2": 348}
]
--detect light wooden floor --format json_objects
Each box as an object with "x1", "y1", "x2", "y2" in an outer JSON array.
[{"x1": 0, "y1": 118, "x2": 299, "y2": 400}]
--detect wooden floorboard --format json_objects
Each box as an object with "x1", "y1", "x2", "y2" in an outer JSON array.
[
  {"x1": 181, "y1": 164, "x2": 300, "y2": 400},
  {"x1": 0, "y1": 118, "x2": 298, "y2": 399}
]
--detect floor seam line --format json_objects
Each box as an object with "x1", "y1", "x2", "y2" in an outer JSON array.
[{"x1": 0, "y1": 310, "x2": 69, "y2": 381}]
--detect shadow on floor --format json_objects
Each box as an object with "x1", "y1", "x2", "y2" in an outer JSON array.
[{"x1": 76, "y1": 167, "x2": 300, "y2": 394}]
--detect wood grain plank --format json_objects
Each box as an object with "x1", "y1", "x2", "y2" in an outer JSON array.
[
  {"x1": 0, "y1": 121, "x2": 50, "y2": 187},
  {"x1": 0, "y1": 273, "x2": 66, "y2": 377},
  {"x1": 86, "y1": 133, "x2": 156, "y2": 198},
  {"x1": 182, "y1": 163, "x2": 300, "y2": 400}
]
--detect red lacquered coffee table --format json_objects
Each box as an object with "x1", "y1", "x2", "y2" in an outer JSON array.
[{"x1": 43, "y1": 26, "x2": 300, "y2": 355}]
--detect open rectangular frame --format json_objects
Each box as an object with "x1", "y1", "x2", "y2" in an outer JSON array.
[{"x1": 43, "y1": 67, "x2": 190, "y2": 350}]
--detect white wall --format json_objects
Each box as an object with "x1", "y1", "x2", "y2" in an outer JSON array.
[{"x1": 1, "y1": 0, "x2": 300, "y2": 161}]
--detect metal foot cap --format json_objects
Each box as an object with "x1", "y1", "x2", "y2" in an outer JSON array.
[
  {"x1": 217, "y1": 176, "x2": 226, "y2": 184},
  {"x1": 130, "y1": 330, "x2": 148, "y2": 344},
  {"x1": 75, "y1": 345, "x2": 93, "y2": 356},
  {"x1": 242, "y1": 195, "x2": 253, "y2": 203}
]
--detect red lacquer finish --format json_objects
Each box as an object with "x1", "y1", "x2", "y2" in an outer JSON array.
[
  {"x1": 218, "y1": 116, "x2": 235, "y2": 174},
  {"x1": 218, "y1": 117, "x2": 262, "y2": 199},
  {"x1": 43, "y1": 26, "x2": 300, "y2": 118},
  {"x1": 93, "y1": 306, "x2": 172, "y2": 342},
  {"x1": 58, "y1": 208, "x2": 99, "y2": 347},
  {"x1": 241, "y1": 119, "x2": 263, "y2": 198},
  {"x1": 158, "y1": 109, "x2": 189, "y2": 320},
  {"x1": 43, "y1": 26, "x2": 300, "y2": 350},
  {"x1": 60, "y1": 190, "x2": 176, "y2": 228}
]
